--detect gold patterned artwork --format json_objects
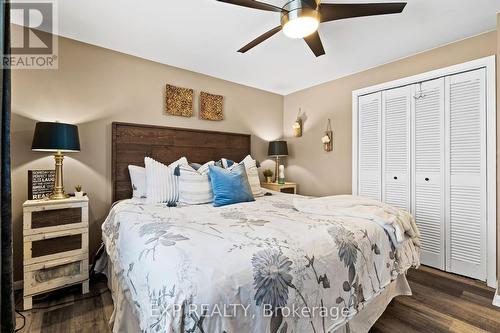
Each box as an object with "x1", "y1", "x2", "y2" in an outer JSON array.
[
  {"x1": 165, "y1": 84, "x2": 193, "y2": 117},
  {"x1": 200, "y1": 91, "x2": 224, "y2": 121}
]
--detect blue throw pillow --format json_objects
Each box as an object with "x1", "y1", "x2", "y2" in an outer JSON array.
[{"x1": 208, "y1": 164, "x2": 255, "y2": 207}]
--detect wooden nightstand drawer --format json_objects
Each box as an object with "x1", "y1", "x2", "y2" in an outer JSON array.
[
  {"x1": 24, "y1": 254, "x2": 89, "y2": 297},
  {"x1": 23, "y1": 199, "x2": 88, "y2": 235},
  {"x1": 32, "y1": 207, "x2": 81, "y2": 228},
  {"x1": 24, "y1": 228, "x2": 88, "y2": 265}
]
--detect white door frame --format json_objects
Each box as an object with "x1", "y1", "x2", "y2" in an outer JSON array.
[{"x1": 352, "y1": 55, "x2": 496, "y2": 288}]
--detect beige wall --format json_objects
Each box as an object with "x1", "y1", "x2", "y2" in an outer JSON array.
[
  {"x1": 283, "y1": 31, "x2": 497, "y2": 197},
  {"x1": 11, "y1": 30, "x2": 283, "y2": 280}
]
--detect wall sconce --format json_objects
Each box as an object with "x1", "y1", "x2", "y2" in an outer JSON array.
[
  {"x1": 321, "y1": 119, "x2": 333, "y2": 152},
  {"x1": 293, "y1": 108, "x2": 302, "y2": 137}
]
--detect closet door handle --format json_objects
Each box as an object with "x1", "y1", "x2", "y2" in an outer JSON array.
[
  {"x1": 393, "y1": 176, "x2": 398, "y2": 180},
  {"x1": 425, "y1": 177, "x2": 430, "y2": 181}
]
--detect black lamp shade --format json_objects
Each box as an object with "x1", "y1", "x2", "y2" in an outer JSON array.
[
  {"x1": 31, "y1": 122, "x2": 80, "y2": 152},
  {"x1": 268, "y1": 140, "x2": 288, "y2": 157}
]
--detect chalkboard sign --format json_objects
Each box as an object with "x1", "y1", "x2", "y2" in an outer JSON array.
[{"x1": 28, "y1": 170, "x2": 55, "y2": 200}]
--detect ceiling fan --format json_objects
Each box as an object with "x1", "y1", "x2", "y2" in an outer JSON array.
[{"x1": 217, "y1": 0, "x2": 407, "y2": 57}]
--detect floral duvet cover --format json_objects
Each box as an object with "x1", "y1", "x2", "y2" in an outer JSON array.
[{"x1": 102, "y1": 192, "x2": 420, "y2": 333}]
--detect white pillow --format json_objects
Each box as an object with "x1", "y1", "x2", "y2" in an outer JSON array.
[
  {"x1": 128, "y1": 165, "x2": 146, "y2": 198},
  {"x1": 145, "y1": 156, "x2": 188, "y2": 204},
  {"x1": 178, "y1": 161, "x2": 215, "y2": 205},
  {"x1": 241, "y1": 155, "x2": 264, "y2": 197},
  {"x1": 221, "y1": 158, "x2": 234, "y2": 169}
]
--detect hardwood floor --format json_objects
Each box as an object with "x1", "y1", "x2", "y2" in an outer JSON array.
[
  {"x1": 371, "y1": 266, "x2": 500, "y2": 333},
  {"x1": 15, "y1": 267, "x2": 500, "y2": 333},
  {"x1": 15, "y1": 275, "x2": 113, "y2": 333}
]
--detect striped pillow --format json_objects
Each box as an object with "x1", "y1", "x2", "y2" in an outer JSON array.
[
  {"x1": 178, "y1": 161, "x2": 215, "y2": 205},
  {"x1": 241, "y1": 155, "x2": 264, "y2": 197},
  {"x1": 145, "y1": 156, "x2": 188, "y2": 204}
]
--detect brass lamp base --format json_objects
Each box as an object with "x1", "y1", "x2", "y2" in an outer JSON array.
[
  {"x1": 274, "y1": 156, "x2": 280, "y2": 183},
  {"x1": 49, "y1": 152, "x2": 69, "y2": 200},
  {"x1": 49, "y1": 192, "x2": 69, "y2": 200}
]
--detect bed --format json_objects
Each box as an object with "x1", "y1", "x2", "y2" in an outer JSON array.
[{"x1": 99, "y1": 122, "x2": 420, "y2": 333}]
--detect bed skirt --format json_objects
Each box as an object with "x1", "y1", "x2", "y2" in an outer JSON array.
[{"x1": 97, "y1": 253, "x2": 411, "y2": 333}]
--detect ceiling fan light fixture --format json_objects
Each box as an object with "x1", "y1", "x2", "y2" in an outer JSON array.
[
  {"x1": 281, "y1": 1, "x2": 320, "y2": 39},
  {"x1": 282, "y1": 15, "x2": 319, "y2": 39},
  {"x1": 220, "y1": 0, "x2": 407, "y2": 57}
]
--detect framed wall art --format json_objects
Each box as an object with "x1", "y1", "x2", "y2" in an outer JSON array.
[
  {"x1": 165, "y1": 84, "x2": 194, "y2": 117},
  {"x1": 200, "y1": 91, "x2": 224, "y2": 121}
]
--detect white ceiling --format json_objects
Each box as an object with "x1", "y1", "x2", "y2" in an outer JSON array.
[{"x1": 19, "y1": 0, "x2": 500, "y2": 94}]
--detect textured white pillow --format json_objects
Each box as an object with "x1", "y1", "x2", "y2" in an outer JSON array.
[
  {"x1": 128, "y1": 165, "x2": 147, "y2": 198},
  {"x1": 178, "y1": 161, "x2": 214, "y2": 205},
  {"x1": 241, "y1": 155, "x2": 264, "y2": 197},
  {"x1": 145, "y1": 157, "x2": 188, "y2": 204}
]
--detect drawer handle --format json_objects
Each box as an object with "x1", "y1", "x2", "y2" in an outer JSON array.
[
  {"x1": 425, "y1": 177, "x2": 429, "y2": 181},
  {"x1": 393, "y1": 176, "x2": 398, "y2": 180}
]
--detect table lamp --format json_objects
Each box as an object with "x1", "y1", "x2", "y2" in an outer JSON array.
[
  {"x1": 31, "y1": 122, "x2": 80, "y2": 200},
  {"x1": 268, "y1": 140, "x2": 288, "y2": 183}
]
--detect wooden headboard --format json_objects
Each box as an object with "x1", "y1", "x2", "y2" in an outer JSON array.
[{"x1": 112, "y1": 122, "x2": 251, "y2": 202}]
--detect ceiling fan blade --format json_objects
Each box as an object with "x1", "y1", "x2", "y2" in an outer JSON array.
[
  {"x1": 238, "y1": 26, "x2": 282, "y2": 53},
  {"x1": 320, "y1": 2, "x2": 407, "y2": 22},
  {"x1": 304, "y1": 31, "x2": 325, "y2": 57},
  {"x1": 216, "y1": 0, "x2": 283, "y2": 12}
]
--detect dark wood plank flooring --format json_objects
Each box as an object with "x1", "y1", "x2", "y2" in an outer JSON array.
[
  {"x1": 15, "y1": 267, "x2": 500, "y2": 332},
  {"x1": 15, "y1": 275, "x2": 113, "y2": 333},
  {"x1": 372, "y1": 266, "x2": 500, "y2": 333}
]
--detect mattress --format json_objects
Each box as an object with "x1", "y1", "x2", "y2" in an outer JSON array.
[{"x1": 100, "y1": 192, "x2": 420, "y2": 333}]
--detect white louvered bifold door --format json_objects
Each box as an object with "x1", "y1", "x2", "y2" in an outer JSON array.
[
  {"x1": 412, "y1": 78, "x2": 445, "y2": 270},
  {"x1": 445, "y1": 69, "x2": 487, "y2": 280},
  {"x1": 358, "y1": 92, "x2": 382, "y2": 200},
  {"x1": 382, "y1": 86, "x2": 411, "y2": 211}
]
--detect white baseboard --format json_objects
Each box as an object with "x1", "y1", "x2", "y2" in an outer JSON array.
[{"x1": 493, "y1": 287, "x2": 500, "y2": 308}]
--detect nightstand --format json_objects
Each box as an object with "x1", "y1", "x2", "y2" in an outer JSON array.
[
  {"x1": 22, "y1": 196, "x2": 89, "y2": 310},
  {"x1": 261, "y1": 182, "x2": 297, "y2": 194}
]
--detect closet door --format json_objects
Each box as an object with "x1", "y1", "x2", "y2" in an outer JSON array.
[
  {"x1": 358, "y1": 92, "x2": 382, "y2": 200},
  {"x1": 445, "y1": 69, "x2": 486, "y2": 280},
  {"x1": 382, "y1": 86, "x2": 411, "y2": 211},
  {"x1": 412, "y1": 78, "x2": 445, "y2": 270}
]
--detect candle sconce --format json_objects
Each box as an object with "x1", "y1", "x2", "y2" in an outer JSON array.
[
  {"x1": 293, "y1": 108, "x2": 303, "y2": 137},
  {"x1": 322, "y1": 119, "x2": 333, "y2": 152}
]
